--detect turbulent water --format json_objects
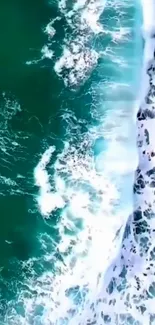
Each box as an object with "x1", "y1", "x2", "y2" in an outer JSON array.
[{"x1": 0, "y1": 0, "x2": 150, "y2": 324}]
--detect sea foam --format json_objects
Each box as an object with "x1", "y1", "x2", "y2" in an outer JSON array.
[{"x1": 2, "y1": 1, "x2": 143, "y2": 324}]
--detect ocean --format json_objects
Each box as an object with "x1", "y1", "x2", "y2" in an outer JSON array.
[{"x1": 0, "y1": 0, "x2": 144, "y2": 324}]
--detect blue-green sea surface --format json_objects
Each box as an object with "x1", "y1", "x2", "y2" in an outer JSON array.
[{"x1": 0, "y1": 0, "x2": 142, "y2": 324}]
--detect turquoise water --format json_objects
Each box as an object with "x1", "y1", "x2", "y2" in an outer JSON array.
[{"x1": 0, "y1": 0, "x2": 142, "y2": 323}]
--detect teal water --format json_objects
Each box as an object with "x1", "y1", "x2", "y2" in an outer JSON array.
[{"x1": 0, "y1": 0, "x2": 142, "y2": 323}]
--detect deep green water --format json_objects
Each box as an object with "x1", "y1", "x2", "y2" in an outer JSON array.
[
  {"x1": 0, "y1": 0, "x2": 98, "y2": 313},
  {"x1": 0, "y1": 0, "x2": 58, "y2": 306},
  {"x1": 0, "y1": 0, "x2": 142, "y2": 323}
]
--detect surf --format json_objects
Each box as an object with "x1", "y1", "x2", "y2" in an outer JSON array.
[
  {"x1": 31, "y1": 1, "x2": 142, "y2": 324},
  {"x1": 91, "y1": 0, "x2": 155, "y2": 323},
  {"x1": 0, "y1": 0, "x2": 144, "y2": 324}
]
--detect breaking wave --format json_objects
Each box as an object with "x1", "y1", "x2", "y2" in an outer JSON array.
[{"x1": 0, "y1": 0, "x2": 145, "y2": 324}]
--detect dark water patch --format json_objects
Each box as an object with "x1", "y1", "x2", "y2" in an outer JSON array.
[{"x1": 0, "y1": 195, "x2": 38, "y2": 264}]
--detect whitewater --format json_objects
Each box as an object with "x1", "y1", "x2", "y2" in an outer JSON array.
[
  {"x1": 33, "y1": 0, "x2": 143, "y2": 324},
  {"x1": 3, "y1": 0, "x2": 155, "y2": 324}
]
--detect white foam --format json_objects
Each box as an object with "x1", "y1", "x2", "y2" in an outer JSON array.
[
  {"x1": 141, "y1": 0, "x2": 155, "y2": 38},
  {"x1": 34, "y1": 146, "x2": 65, "y2": 216},
  {"x1": 54, "y1": 46, "x2": 99, "y2": 87},
  {"x1": 138, "y1": 0, "x2": 155, "y2": 105},
  {"x1": 41, "y1": 45, "x2": 54, "y2": 59},
  {"x1": 41, "y1": 0, "x2": 135, "y2": 88},
  {"x1": 31, "y1": 101, "x2": 137, "y2": 323},
  {"x1": 46, "y1": 0, "x2": 105, "y2": 87},
  {"x1": 78, "y1": 0, "x2": 105, "y2": 34}
]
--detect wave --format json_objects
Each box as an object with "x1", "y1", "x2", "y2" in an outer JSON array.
[
  {"x1": 1, "y1": 0, "x2": 143, "y2": 324},
  {"x1": 87, "y1": 0, "x2": 155, "y2": 324},
  {"x1": 141, "y1": 0, "x2": 155, "y2": 39}
]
